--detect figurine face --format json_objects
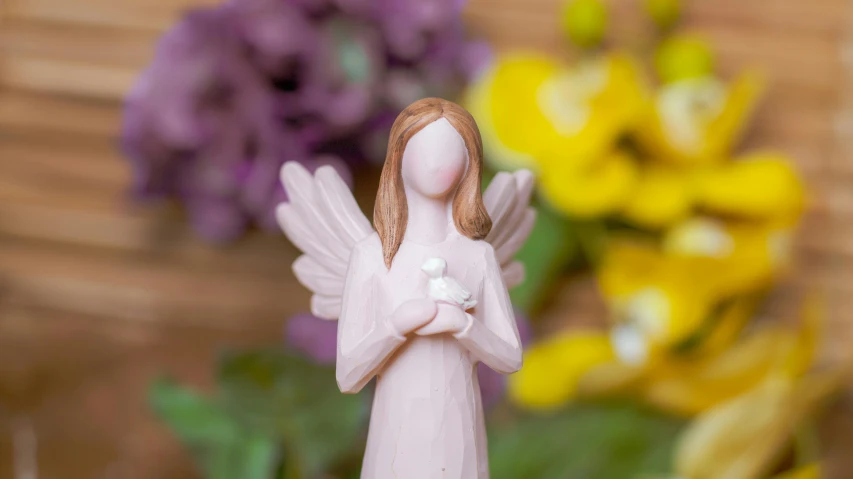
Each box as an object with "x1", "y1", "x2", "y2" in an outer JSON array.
[{"x1": 401, "y1": 118, "x2": 467, "y2": 199}]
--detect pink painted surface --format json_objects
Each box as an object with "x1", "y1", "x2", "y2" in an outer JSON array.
[{"x1": 277, "y1": 110, "x2": 535, "y2": 478}]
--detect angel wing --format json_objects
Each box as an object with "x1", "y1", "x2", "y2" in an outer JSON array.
[
  {"x1": 276, "y1": 162, "x2": 373, "y2": 319},
  {"x1": 277, "y1": 162, "x2": 536, "y2": 320},
  {"x1": 482, "y1": 169, "x2": 536, "y2": 289}
]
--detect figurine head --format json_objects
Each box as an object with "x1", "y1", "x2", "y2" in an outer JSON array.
[{"x1": 374, "y1": 98, "x2": 492, "y2": 268}]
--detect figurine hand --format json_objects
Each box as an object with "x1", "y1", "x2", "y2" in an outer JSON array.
[
  {"x1": 389, "y1": 298, "x2": 438, "y2": 336},
  {"x1": 415, "y1": 303, "x2": 470, "y2": 336}
]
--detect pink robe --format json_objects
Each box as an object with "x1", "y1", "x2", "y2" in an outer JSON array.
[{"x1": 336, "y1": 232, "x2": 522, "y2": 479}]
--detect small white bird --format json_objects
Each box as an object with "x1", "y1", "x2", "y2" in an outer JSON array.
[{"x1": 421, "y1": 257, "x2": 477, "y2": 311}]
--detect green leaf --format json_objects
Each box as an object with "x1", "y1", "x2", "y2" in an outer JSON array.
[
  {"x1": 216, "y1": 350, "x2": 368, "y2": 477},
  {"x1": 510, "y1": 202, "x2": 576, "y2": 313},
  {"x1": 149, "y1": 377, "x2": 238, "y2": 445},
  {"x1": 203, "y1": 435, "x2": 280, "y2": 479},
  {"x1": 149, "y1": 378, "x2": 281, "y2": 479},
  {"x1": 488, "y1": 402, "x2": 683, "y2": 479}
]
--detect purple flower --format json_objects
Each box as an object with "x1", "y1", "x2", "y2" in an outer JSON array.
[
  {"x1": 122, "y1": 0, "x2": 483, "y2": 242},
  {"x1": 228, "y1": 0, "x2": 318, "y2": 78},
  {"x1": 476, "y1": 363, "x2": 507, "y2": 410},
  {"x1": 459, "y1": 40, "x2": 494, "y2": 81},
  {"x1": 285, "y1": 313, "x2": 339, "y2": 364},
  {"x1": 372, "y1": 0, "x2": 466, "y2": 60},
  {"x1": 478, "y1": 308, "x2": 533, "y2": 408},
  {"x1": 121, "y1": 7, "x2": 313, "y2": 242},
  {"x1": 299, "y1": 18, "x2": 385, "y2": 133}
]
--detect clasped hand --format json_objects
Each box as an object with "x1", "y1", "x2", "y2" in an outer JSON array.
[{"x1": 390, "y1": 298, "x2": 469, "y2": 337}]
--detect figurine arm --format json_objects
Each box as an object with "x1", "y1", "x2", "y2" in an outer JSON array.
[
  {"x1": 453, "y1": 246, "x2": 523, "y2": 374},
  {"x1": 336, "y1": 245, "x2": 437, "y2": 393}
]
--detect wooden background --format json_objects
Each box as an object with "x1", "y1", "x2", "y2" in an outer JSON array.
[{"x1": 0, "y1": 0, "x2": 851, "y2": 477}]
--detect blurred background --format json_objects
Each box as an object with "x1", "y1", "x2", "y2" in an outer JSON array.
[{"x1": 0, "y1": 0, "x2": 851, "y2": 478}]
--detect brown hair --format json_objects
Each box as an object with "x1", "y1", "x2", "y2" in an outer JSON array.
[{"x1": 374, "y1": 97, "x2": 492, "y2": 269}]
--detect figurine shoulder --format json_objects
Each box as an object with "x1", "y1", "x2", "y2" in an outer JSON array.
[
  {"x1": 351, "y1": 232, "x2": 383, "y2": 268},
  {"x1": 457, "y1": 236, "x2": 497, "y2": 267},
  {"x1": 474, "y1": 238, "x2": 496, "y2": 255}
]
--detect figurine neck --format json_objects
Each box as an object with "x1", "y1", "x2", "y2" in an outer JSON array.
[{"x1": 404, "y1": 189, "x2": 454, "y2": 245}]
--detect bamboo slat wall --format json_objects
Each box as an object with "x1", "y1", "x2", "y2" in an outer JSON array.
[{"x1": 0, "y1": 0, "x2": 850, "y2": 477}]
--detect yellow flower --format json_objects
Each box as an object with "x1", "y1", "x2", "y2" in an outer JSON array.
[
  {"x1": 693, "y1": 151, "x2": 805, "y2": 220},
  {"x1": 654, "y1": 35, "x2": 715, "y2": 84},
  {"x1": 681, "y1": 294, "x2": 757, "y2": 358},
  {"x1": 674, "y1": 369, "x2": 841, "y2": 479},
  {"x1": 621, "y1": 166, "x2": 693, "y2": 228},
  {"x1": 510, "y1": 234, "x2": 822, "y2": 414},
  {"x1": 507, "y1": 331, "x2": 615, "y2": 409},
  {"x1": 536, "y1": 53, "x2": 646, "y2": 170},
  {"x1": 597, "y1": 231, "x2": 805, "y2": 366},
  {"x1": 600, "y1": 294, "x2": 819, "y2": 416},
  {"x1": 641, "y1": 318, "x2": 816, "y2": 415},
  {"x1": 509, "y1": 299, "x2": 820, "y2": 414},
  {"x1": 539, "y1": 150, "x2": 639, "y2": 217},
  {"x1": 466, "y1": 52, "x2": 646, "y2": 172},
  {"x1": 636, "y1": 73, "x2": 763, "y2": 166},
  {"x1": 465, "y1": 53, "x2": 558, "y2": 171},
  {"x1": 619, "y1": 150, "x2": 803, "y2": 229},
  {"x1": 597, "y1": 240, "x2": 723, "y2": 356},
  {"x1": 772, "y1": 464, "x2": 821, "y2": 479},
  {"x1": 663, "y1": 217, "x2": 796, "y2": 294},
  {"x1": 561, "y1": 0, "x2": 608, "y2": 48}
]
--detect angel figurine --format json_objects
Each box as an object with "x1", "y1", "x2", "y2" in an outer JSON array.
[{"x1": 277, "y1": 98, "x2": 535, "y2": 479}]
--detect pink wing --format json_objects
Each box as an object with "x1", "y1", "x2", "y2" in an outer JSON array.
[
  {"x1": 276, "y1": 162, "x2": 374, "y2": 319},
  {"x1": 483, "y1": 169, "x2": 537, "y2": 289}
]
